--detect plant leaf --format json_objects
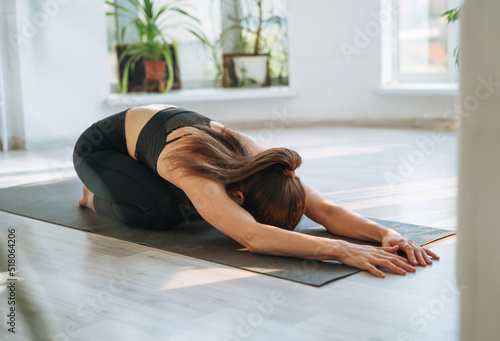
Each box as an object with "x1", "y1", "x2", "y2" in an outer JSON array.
[
  {"x1": 169, "y1": 7, "x2": 201, "y2": 24},
  {"x1": 162, "y1": 45, "x2": 175, "y2": 92},
  {"x1": 105, "y1": 1, "x2": 136, "y2": 16}
]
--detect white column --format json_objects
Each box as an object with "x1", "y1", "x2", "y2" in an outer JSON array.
[
  {"x1": 0, "y1": 25, "x2": 7, "y2": 151},
  {"x1": 457, "y1": 1, "x2": 500, "y2": 340},
  {"x1": 0, "y1": 0, "x2": 26, "y2": 150}
]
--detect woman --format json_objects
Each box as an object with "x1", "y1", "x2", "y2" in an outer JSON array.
[{"x1": 73, "y1": 104, "x2": 439, "y2": 278}]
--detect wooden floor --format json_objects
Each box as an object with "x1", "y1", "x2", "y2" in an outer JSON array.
[{"x1": 0, "y1": 126, "x2": 459, "y2": 341}]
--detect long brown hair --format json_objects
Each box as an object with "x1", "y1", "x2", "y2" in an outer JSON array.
[{"x1": 164, "y1": 124, "x2": 306, "y2": 230}]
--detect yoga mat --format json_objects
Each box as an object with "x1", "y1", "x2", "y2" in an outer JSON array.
[{"x1": 0, "y1": 178, "x2": 455, "y2": 287}]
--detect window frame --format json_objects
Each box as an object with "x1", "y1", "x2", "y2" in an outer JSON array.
[{"x1": 381, "y1": 0, "x2": 462, "y2": 86}]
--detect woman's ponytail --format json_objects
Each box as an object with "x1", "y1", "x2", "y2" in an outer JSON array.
[
  {"x1": 164, "y1": 125, "x2": 306, "y2": 230},
  {"x1": 224, "y1": 147, "x2": 302, "y2": 185}
]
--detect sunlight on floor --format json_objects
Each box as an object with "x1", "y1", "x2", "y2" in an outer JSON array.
[{"x1": 160, "y1": 267, "x2": 257, "y2": 290}]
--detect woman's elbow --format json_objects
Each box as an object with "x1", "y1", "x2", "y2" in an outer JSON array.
[
  {"x1": 245, "y1": 234, "x2": 260, "y2": 253},
  {"x1": 245, "y1": 234, "x2": 271, "y2": 255},
  {"x1": 243, "y1": 224, "x2": 278, "y2": 254}
]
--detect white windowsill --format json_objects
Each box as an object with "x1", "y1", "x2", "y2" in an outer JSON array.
[
  {"x1": 106, "y1": 86, "x2": 298, "y2": 107},
  {"x1": 377, "y1": 83, "x2": 458, "y2": 96}
]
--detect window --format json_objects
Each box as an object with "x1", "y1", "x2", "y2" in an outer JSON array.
[
  {"x1": 228, "y1": 0, "x2": 289, "y2": 82},
  {"x1": 381, "y1": 0, "x2": 462, "y2": 86},
  {"x1": 106, "y1": 0, "x2": 289, "y2": 93},
  {"x1": 106, "y1": 0, "x2": 220, "y2": 91}
]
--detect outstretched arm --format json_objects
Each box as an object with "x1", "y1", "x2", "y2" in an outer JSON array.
[
  {"x1": 173, "y1": 173, "x2": 416, "y2": 278},
  {"x1": 159, "y1": 138, "x2": 415, "y2": 278},
  {"x1": 301, "y1": 182, "x2": 439, "y2": 266},
  {"x1": 231, "y1": 125, "x2": 439, "y2": 267},
  {"x1": 303, "y1": 182, "x2": 393, "y2": 241}
]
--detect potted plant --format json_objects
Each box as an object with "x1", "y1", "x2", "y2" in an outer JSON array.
[
  {"x1": 107, "y1": 0, "x2": 208, "y2": 93},
  {"x1": 221, "y1": 0, "x2": 287, "y2": 87}
]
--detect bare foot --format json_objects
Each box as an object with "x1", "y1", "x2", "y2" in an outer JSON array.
[{"x1": 79, "y1": 185, "x2": 96, "y2": 212}]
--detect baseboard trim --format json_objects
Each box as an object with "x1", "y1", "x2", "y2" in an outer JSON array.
[{"x1": 223, "y1": 118, "x2": 457, "y2": 132}]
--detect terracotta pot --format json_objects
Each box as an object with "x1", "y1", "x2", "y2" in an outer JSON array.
[{"x1": 143, "y1": 60, "x2": 166, "y2": 82}]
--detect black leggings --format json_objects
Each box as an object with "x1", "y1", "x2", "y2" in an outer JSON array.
[{"x1": 73, "y1": 111, "x2": 193, "y2": 229}]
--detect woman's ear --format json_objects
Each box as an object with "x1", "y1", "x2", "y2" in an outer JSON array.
[{"x1": 229, "y1": 190, "x2": 245, "y2": 206}]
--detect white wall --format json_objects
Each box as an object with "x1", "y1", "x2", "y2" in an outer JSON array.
[
  {"x1": 5, "y1": 0, "x2": 457, "y2": 148},
  {"x1": 456, "y1": 1, "x2": 500, "y2": 340},
  {"x1": 9, "y1": 0, "x2": 110, "y2": 148}
]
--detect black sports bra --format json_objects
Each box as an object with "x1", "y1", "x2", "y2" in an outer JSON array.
[{"x1": 135, "y1": 107, "x2": 212, "y2": 174}]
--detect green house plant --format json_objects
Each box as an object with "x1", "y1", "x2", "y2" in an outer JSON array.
[
  {"x1": 221, "y1": 0, "x2": 287, "y2": 87},
  {"x1": 442, "y1": 6, "x2": 460, "y2": 67},
  {"x1": 107, "y1": 0, "x2": 208, "y2": 93}
]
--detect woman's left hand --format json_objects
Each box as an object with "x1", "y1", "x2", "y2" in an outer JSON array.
[{"x1": 381, "y1": 233, "x2": 440, "y2": 266}]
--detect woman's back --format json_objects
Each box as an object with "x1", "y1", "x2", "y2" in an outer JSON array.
[{"x1": 123, "y1": 104, "x2": 222, "y2": 177}]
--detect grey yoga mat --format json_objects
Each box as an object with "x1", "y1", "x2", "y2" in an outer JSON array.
[{"x1": 0, "y1": 178, "x2": 455, "y2": 287}]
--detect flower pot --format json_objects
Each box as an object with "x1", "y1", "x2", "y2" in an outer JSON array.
[
  {"x1": 116, "y1": 44, "x2": 146, "y2": 92},
  {"x1": 143, "y1": 60, "x2": 167, "y2": 82},
  {"x1": 222, "y1": 53, "x2": 270, "y2": 87},
  {"x1": 115, "y1": 44, "x2": 182, "y2": 93},
  {"x1": 232, "y1": 55, "x2": 269, "y2": 86}
]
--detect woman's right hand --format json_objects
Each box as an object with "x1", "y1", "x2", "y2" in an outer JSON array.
[{"x1": 337, "y1": 242, "x2": 417, "y2": 278}]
